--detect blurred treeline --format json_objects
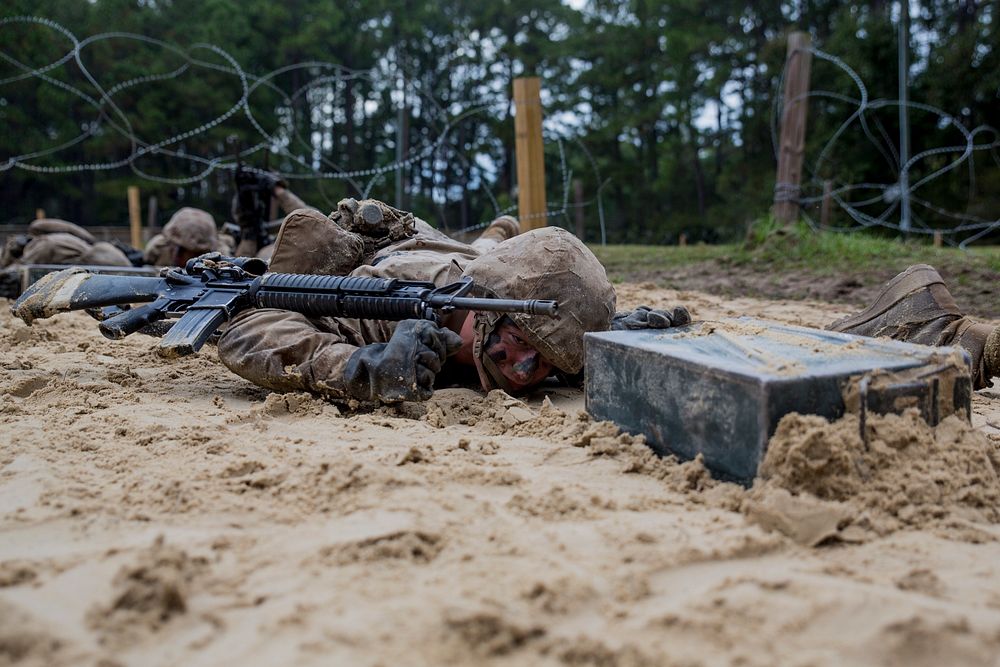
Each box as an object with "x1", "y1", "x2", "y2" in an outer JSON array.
[{"x1": 1, "y1": 0, "x2": 997, "y2": 243}]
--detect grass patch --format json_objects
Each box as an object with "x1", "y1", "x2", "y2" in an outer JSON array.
[
  {"x1": 739, "y1": 219, "x2": 1000, "y2": 274},
  {"x1": 590, "y1": 243, "x2": 733, "y2": 281},
  {"x1": 590, "y1": 219, "x2": 1000, "y2": 280}
]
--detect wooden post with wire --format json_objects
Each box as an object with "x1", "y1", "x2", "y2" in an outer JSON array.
[
  {"x1": 127, "y1": 186, "x2": 142, "y2": 248},
  {"x1": 772, "y1": 31, "x2": 813, "y2": 227},
  {"x1": 513, "y1": 77, "x2": 547, "y2": 231},
  {"x1": 35, "y1": 209, "x2": 45, "y2": 220}
]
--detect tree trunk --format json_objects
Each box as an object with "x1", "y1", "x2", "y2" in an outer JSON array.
[
  {"x1": 344, "y1": 69, "x2": 358, "y2": 197},
  {"x1": 957, "y1": 0, "x2": 978, "y2": 31},
  {"x1": 691, "y1": 136, "x2": 706, "y2": 218}
]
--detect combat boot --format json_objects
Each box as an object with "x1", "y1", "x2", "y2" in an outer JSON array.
[
  {"x1": 828, "y1": 264, "x2": 1000, "y2": 389},
  {"x1": 471, "y1": 215, "x2": 520, "y2": 252}
]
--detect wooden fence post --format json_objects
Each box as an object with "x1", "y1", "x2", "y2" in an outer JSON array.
[
  {"x1": 513, "y1": 77, "x2": 547, "y2": 231},
  {"x1": 127, "y1": 186, "x2": 142, "y2": 248},
  {"x1": 772, "y1": 31, "x2": 813, "y2": 227}
]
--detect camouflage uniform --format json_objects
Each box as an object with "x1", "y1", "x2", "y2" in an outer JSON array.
[
  {"x1": 144, "y1": 208, "x2": 234, "y2": 266},
  {"x1": 1, "y1": 219, "x2": 131, "y2": 268},
  {"x1": 216, "y1": 200, "x2": 616, "y2": 400}
]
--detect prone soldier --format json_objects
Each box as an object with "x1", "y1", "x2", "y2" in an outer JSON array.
[
  {"x1": 215, "y1": 198, "x2": 688, "y2": 403},
  {"x1": 1, "y1": 218, "x2": 132, "y2": 269},
  {"x1": 828, "y1": 264, "x2": 999, "y2": 391},
  {"x1": 143, "y1": 208, "x2": 235, "y2": 267}
]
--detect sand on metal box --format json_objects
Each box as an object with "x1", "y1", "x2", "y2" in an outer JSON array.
[{"x1": 584, "y1": 317, "x2": 972, "y2": 484}]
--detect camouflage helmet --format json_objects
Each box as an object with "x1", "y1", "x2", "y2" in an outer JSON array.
[
  {"x1": 162, "y1": 208, "x2": 218, "y2": 252},
  {"x1": 461, "y1": 226, "x2": 615, "y2": 390}
]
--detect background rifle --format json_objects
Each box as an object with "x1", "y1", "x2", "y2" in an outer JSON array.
[
  {"x1": 10, "y1": 254, "x2": 558, "y2": 358},
  {"x1": 109, "y1": 239, "x2": 147, "y2": 267},
  {"x1": 234, "y1": 165, "x2": 275, "y2": 253}
]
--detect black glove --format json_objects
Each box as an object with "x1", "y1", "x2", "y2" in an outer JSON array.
[
  {"x1": 610, "y1": 305, "x2": 691, "y2": 331},
  {"x1": 259, "y1": 171, "x2": 287, "y2": 193},
  {"x1": 342, "y1": 320, "x2": 464, "y2": 402}
]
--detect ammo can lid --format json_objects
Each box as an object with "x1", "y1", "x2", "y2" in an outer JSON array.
[{"x1": 585, "y1": 317, "x2": 970, "y2": 382}]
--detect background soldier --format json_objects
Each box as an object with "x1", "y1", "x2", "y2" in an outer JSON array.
[
  {"x1": 830, "y1": 264, "x2": 999, "y2": 390},
  {"x1": 1, "y1": 218, "x2": 131, "y2": 269},
  {"x1": 231, "y1": 171, "x2": 314, "y2": 261},
  {"x1": 143, "y1": 208, "x2": 234, "y2": 267}
]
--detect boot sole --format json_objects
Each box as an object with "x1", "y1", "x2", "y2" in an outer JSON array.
[{"x1": 827, "y1": 264, "x2": 945, "y2": 332}]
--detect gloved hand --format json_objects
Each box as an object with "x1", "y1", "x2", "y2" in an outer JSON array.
[
  {"x1": 610, "y1": 305, "x2": 691, "y2": 331},
  {"x1": 260, "y1": 171, "x2": 288, "y2": 193},
  {"x1": 342, "y1": 320, "x2": 464, "y2": 402}
]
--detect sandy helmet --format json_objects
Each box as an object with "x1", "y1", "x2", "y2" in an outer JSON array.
[
  {"x1": 460, "y1": 226, "x2": 616, "y2": 392},
  {"x1": 162, "y1": 208, "x2": 218, "y2": 252}
]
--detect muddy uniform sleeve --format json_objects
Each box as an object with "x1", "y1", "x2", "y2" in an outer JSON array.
[{"x1": 216, "y1": 308, "x2": 391, "y2": 397}]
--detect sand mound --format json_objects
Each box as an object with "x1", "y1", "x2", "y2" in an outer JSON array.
[
  {"x1": 443, "y1": 608, "x2": 546, "y2": 657},
  {"x1": 751, "y1": 409, "x2": 1000, "y2": 538},
  {"x1": 88, "y1": 537, "x2": 208, "y2": 646},
  {"x1": 4, "y1": 300, "x2": 1000, "y2": 666},
  {"x1": 321, "y1": 530, "x2": 443, "y2": 565},
  {"x1": 426, "y1": 390, "x2": 739, "y2": 500},
  {"x1": 0, "y1": 600, "x2": 65, "y2": 667}
]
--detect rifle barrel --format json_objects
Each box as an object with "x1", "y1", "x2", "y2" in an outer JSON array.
[{"x1": 432, "y1": 296, "x2": 558, "y2": 316}]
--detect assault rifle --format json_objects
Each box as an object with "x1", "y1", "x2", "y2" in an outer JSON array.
[
  {"x1": 10, "y1": 253, "x2": 558, "y2": 358},
  {"x1": 234, "y1": 165, "x2": 275, "y2": 252}
]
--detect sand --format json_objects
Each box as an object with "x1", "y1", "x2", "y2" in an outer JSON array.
[{"x1": 2, "y1": 284, "x2": 1000, "y2": 667}]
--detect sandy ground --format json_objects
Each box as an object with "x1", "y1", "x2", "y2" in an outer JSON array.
[{"x1": 2, "y1": 284, "x2": 1000, "y2": 667}]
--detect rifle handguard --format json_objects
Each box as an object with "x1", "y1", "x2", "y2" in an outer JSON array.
[
  {"x1": 254, "y1": 274, "x2": 434, "y2": 320},
  {"x1": 253, "y1": 273, "x2": 558, "y2": 321}
]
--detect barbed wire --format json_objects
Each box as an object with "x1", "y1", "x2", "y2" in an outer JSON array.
[
  {"x1": 0, "y1": 16, "x2": 607, "y2": 237},
  {"x1": 772, "y1": 43, "x2": 1000, "y2": 248}
]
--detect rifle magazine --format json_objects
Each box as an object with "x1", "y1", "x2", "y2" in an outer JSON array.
[{"x1": 157, "y1": 308, "x2": 228, "y2": 358}]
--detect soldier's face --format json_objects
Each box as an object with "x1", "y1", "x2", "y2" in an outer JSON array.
[
  {"x1": 484, "y1": 321, "x2": 554, "y2": 391},
  {"x1": 171, "y1": 245, "x2": 200, "y2": 268}
]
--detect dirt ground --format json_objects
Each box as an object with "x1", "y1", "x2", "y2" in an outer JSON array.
[
  {"x1": 610, "y1": 257, "x2": 1000, "y2": 320},
  {"x1": 2, "y1": 284, "x2": 1000, "y2": 667}
]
